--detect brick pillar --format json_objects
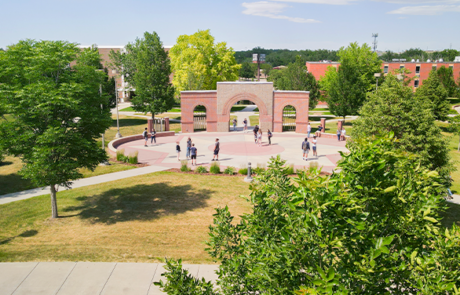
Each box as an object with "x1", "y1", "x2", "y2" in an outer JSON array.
[
  {"x1": 164, "y1": 118, "x2": 170, "y2": 131},
  {"x1": 337, "y1": 120, "x2": 343, "y2": 131},
  {"x1": 320, "y1": 118, "x2": 326, "y2": 133},
  {"x1": 148, "y1": 118, "x2": 153, "y2": 133}
]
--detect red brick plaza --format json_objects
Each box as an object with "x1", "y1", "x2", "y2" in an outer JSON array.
[{"x1": 180, "y1": 82, "x2": 310, "y2": 133}]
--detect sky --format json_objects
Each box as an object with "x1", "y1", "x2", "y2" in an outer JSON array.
[{"x1": 0, "y1": 0, "x2": 459, "y2": 52}]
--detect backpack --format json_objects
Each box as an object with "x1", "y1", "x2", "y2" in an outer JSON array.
[
  {"x1": 302, "y1": 141, "x2": 310, "y2": 150},
  {"x1": 143, "y1": 130, "x2": 147, "y2": 138}
]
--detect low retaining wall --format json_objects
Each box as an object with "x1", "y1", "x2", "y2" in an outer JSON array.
[
  {"x1": 320, "y1": 133, "x2": 349, "y2": 141},
  {"x1": 108, "y1": 132, "x2": 175, "y2": 156}
]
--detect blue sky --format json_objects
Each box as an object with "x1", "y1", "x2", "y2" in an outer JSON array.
[{"x1": 0, "y1": 0, "x2": 458, "y2": 52}]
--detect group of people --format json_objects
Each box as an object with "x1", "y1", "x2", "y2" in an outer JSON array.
[
  {"x1": 306, "y1": 123, "x2": 347, "y2": 141},
  {"x1": 301, "y1": 136, "x2": 318, "y2": 161},
  {"x1": 142, "y1": 128, "x2": 157, "y2": 146},
  {"x1": 337, "y1": 128, "x2": 346, "y2": 141},
  {"x1": 176, "y1": 137, "x2": 220, "y2": 165},
  {"x1": 252, "y1": 125, "x2": 273, "y2": 146}
]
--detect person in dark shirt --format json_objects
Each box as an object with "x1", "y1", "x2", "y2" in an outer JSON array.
[
  {"x1": 151, "y1": 129, "x2": 157, "y2": 145},
  {"x1": 253, "y1": 125, "x2": 259, "y2": 144},
  {"x1": 176, "y1": 141, "x2": 181, "y2": 161},
  {"x1": 143, "y1": 128, "x2": 148, "y2": 147},
  {"x1": 186, "y1": 137, "x2": 192, "y2": 159},
  {"x1": 267, "y1": 129, "x2": 272, "y2": 145},
  {"x1": 190, "y1": 144, "x2": 197, "y2": 166},
  {"x1": 212, "y1": 138, "x2": 220, "y2": 161},
  {"x1": 302, "y1": 138, "x2": 310, "y2": 160}
]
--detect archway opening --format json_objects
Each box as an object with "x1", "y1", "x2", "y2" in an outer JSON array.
[
  {"x1": 228, "y1": 100, "x2": 260, "y2": 132},
  {"x1": 282, "y1": 105, "x2": 296, "y2": 132},
  {"x1": 193, "y1": 105, "x2": 207, "y2": 132}
]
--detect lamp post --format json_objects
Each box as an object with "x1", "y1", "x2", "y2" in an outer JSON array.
[
  {"x1": 95, "y1": 70, "x2": 110, "y2": 166},
  {"x1": 374, "y1": 73, "x2": 381, "y2": 91},
  {"x1": 113, "y1": 70, "x2": 122, "y2": 139}
]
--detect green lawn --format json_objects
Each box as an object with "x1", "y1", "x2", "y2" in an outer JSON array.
[
  {"x1": 249, "y1": 115, "x2": 259, "y2": 126},
  {"x1": 230, "y1": 106, "x2": 247, "y2": 112},
  {"x1": 0, "y1": 172, "x2": 251, "y2": 263},
  {"x1": 448, "y1": 97, "x2": 460, "y2": 109}
]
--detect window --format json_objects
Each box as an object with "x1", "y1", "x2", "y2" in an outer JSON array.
[
  {"x1": 400, "y1": 65, "x2": 405, "y2": 69},
  {"x1": 415, "y1": 66, "x2": 420, "y2": 74},
  {"x1": 384, "y1": 66, "x2": 389, "y2": 74},
  {"x1": 414, "y1": 80, "x2": 419, "y2": 88},
  {"x1": 432, "y1": 66, "x2": 437, "y2": 71}
]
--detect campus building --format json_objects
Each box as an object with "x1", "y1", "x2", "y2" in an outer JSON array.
[{"x1": 306, "y1": 60, "x2": 460, "y2": 89}]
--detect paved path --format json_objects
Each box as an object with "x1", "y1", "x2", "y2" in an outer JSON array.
[
  {"x1": 0, "y1": 262, "x2": 217, "y2": 295},
  {"x1": 0, "y1": 165, "x2": 169, "y2": 205},
  {"x1": 449, "y1": 194, "x2": 460, "y2": 206}
]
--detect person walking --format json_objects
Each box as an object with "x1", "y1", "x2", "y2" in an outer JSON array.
[
  {"x1": 243, "y1": 118, "x2": 248, "y2": 133},
  {"x1": 253, "y1": 125, "x2": 259, "y2": 144},
  {"x1": 176, "y1": 141, "x2": 181, "y2": 161},
  {"x1": 267, "y1": 129, "x2": 272, "y2": 145},
  {"x1": 190, "y1": 143, "x2": 197, "y2": 166},
  {"x1": 143, "y1": 128, "x2": 148, "y2": 147},
  {"x1": 232, "y1": 118, "x2": 237, "y2": 131},
  {"x1": 341, "y1": 128, "x2": 346, "y2": 141},
  {"x1": 307, "y1": 123, "x2": 311, "y2": 138},
  {"x1": 150, "y1": 128, "x2": 157, "y2": 145},
  {"x1": 302, "y1": 137, "x2": 310, "y2": 161},
  {"x1": 212, "y1": 138, "x2": 220, "y2": 161},
  {"x1": 257, "y1": 129, "x2": 262, "y2": 147},
  {"x1": 336, "y1": 129, "x2": 341, "y2": 142},
  {"x1": 312, "y1": 136, "x2": 317, "y2": 157},
  {"x1": 186, "y1": 137, "x2": 192, "y2": 159}
]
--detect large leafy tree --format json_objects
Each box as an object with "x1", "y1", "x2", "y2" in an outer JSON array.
[
  {"x1": 169, "y1": 30, "x2": 240, "y2": 96},
  {"x1": 415, "y1": 69, "x2": 450, "y2": 121},
  {"x1": 439, "y1": 49, "x2": 460, "y2": 62},
  {"x1": 268, "y1": 55, "x2": 320, "y2": 109},
  {"x1": 238, "y1": 62, "x2": 255, "y2": 79},
  {"x1": 0, "y1": 40, "x2": 112, "y2": 218},
  {"x1": 436, "y1": 66, "x2": 459, "y2": 98},
  {"x1": 157, "y1": 140, "x2": 460, "y2": 294},
  {"x1": 320, "y1": 42, "x2": 382, "y2": 120},
  {"x1": 110, "y1": 32, "x2": 174, "y2": 119},
  {"x1": 352, "y1": 72, "x2": 452, "y2": 178}
]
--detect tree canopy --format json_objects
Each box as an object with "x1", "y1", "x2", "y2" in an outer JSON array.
[
  {"x1": 436, "y1": 66, "x2": 459, "y2": 98},
  {"x1": 0, "y1": 40, "x2": 112, "y2": 218},
  {"x1": 157, "y1": 139, "x2": 460, "y2": 294},
  {"x1": 380, "y1": 48, "x2": 460, "y2": 62},
  {"x1": 169, "y1": 30, "x2": 240, "y2": 97},
  {"x1": 352, "y1": 72, "x2": 452, "y2": 178},
  {"x1": 320, "y1": 42, "x2": 382, "y2": 119},
  {"x1": 415, "y1": 69, "x2": 450, "y2": 121},
  {"x1": 268, "y1": 55, "x2": 320, "y2": 109},
  {"x1": 238, "y1": 62, "x2": 255, "y2": 79}
]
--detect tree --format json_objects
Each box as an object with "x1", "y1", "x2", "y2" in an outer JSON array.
[
  {"x1": 436, "y1": 66, "x2": 459, "y2": 98},
  {"x1": 320, "y1": 42, "x2": 382, "y2": 121},
  {"x1": 0, "y1": 40, "x2": 112, "y2": 218},
  {"x1": 448, "y1": 115, "x2": 460, "y2": 151},
  {"x1": 239, "y1": 62, "x2": 255, "y2": 79},
  {"x1": 439, "y1": 49, "x2": 460, "y2": 62},
  {"x1": 157, "y1": 140, "x2": 460, "y2": 294},
  {"x1": 268, "y1": 56, "x2": 321, "y2": 109},
  {"x1": 169, "y1": 30, "x2": 240, "y2": 96},
  {"x1": 414, "y1": 69, "x2": 450, "y2": 121},
  {"x1": 352, "y1": 72, "x2": 452, "y2": 178}
]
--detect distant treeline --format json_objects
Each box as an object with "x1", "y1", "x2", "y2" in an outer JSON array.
[
  {"x1": 380, "y1": 48, "x2": 459, "y2": 62},
  {"x1": 234, "y1": 47, "x2": 339, "y2": 67}
]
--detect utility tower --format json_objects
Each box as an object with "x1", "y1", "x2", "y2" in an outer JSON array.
[{"x1": 372, "y1": 33, "x2": 378, "y2": 52}]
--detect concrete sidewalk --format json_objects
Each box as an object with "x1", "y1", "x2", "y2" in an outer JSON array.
[
  {"x1": 0, "y1": 262, "x2": 218, "y2": 295},
  {"x1": 0, "y1": 165, "x2": 169, "y2": 205}
]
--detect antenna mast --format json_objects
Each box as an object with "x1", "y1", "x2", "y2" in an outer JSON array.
[{"x1": 372, "y1": 33, "x2": 378, "y2": 52}]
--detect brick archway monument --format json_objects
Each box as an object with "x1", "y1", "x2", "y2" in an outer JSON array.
[{"x1": 181, "y1": 82, "x2": 310, "y2": 133}]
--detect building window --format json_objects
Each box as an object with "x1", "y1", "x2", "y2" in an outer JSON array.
[
  {"x1": 415, "y1": 66, "x2": 420, "y2": 74},
  {"x1": 384, "y1": 66, "x2": 388, "y2": 73},
  {"x1": 432, "y1": 66, "x2": 437, "y2": 71},
  {"x1": 400, "y1": 65, "x2": 405, "y2": 69},
  {"x1": 414, "y1": 80, "x2": 419, "y2": 88}
]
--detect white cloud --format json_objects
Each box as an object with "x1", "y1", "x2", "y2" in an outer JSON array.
[
  {"x1": 388, "y1": 4, "x2": 460, "y2": 15},
  {"x1": 273, "y1": 0, "x2": 358, "y2": 4},
  {"x1": 375, "y1": 0, "x2": 460, "y2": 3},
  {"x1": 242, "y1": 1, "x2": 321, "y2": 23}
]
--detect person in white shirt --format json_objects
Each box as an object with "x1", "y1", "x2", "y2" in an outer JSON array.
[
  {"x1": 312, "y1": 136, "x2": 317, "y2": 157},
  {"x1": 341, "y1": 128, "x2": 346, "y2": 141},
  {"x1": 307, "y1": 123, "x2": 311, "y2": 138}
]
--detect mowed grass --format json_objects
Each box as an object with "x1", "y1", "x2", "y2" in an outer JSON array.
[{"x1": 0, "y1": 172, "x2": 252, "y2": 263}]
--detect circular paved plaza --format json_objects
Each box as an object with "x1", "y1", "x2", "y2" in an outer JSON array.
[{"x1": 117, "y1": 131, "x2": 348, "y2": 173}]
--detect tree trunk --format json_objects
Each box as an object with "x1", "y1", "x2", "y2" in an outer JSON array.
[
  {"x1": 343, "y1": 116, "x2": 346, "y2": 125},
  {"x1": 50, "y1": 185, "x2": 58, "y2": 219}
]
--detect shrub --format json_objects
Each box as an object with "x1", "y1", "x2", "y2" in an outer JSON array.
[
  {"x1": 180, "y1": 160, "x2": 190, "y2": 172},
  {"x1": 116, "y1": 149, "x2": 125, "y2": 162},
  {"x1": 285, "y1": 163, "x2": 295, "y2": 175},
  {"x1": 210, "y1": 161, "x2": 221, "y2": 174},
  {"x1": 238, "y1": 168, "x2": 248, "y2": 175},
  {"x1": 128, "y1": 151, "x2": 138, "y2": 164},
  {"x1": 196, "y1": 165, "x2": 207, "y2": 174},
  {"x1": 224, "y1": 166, "x2": 235, "y2": 175}
]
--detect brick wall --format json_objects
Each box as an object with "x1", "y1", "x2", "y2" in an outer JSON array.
[
  {"x1": 273, "y1": 91, "x2": 310, "y2": 133},
  {"x1": 180, "y1": 91, "x2": 218, "y2": 133}
]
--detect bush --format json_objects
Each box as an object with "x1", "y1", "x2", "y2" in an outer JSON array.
[
  {"x1": 238, "y1": 168, "x2": 248, "y2": 175},
  {"x1": 285, "y1": 163, "x2": 295, "y2": 175},
  {"x1": 116, "y1": 149, "x2": 125, "y2": 162},
  {"x1": 196, "y1": 165, "x2": 207, "y2": 174},
  {"x1": 128, "y1": 151, "x2": 138, "y2": 164},
  {"x1": 253, "y1": 164, "x2": 266, "y2": 175},
  {"x1": 224, "y1": 166, "x2": 235, "y2": 175},
  {"x1": 210, "y1": 161, "x2": 220, "y2": 174},
  {"x1": 180, "y1": 160, "x2": 190, "y2": 172}
]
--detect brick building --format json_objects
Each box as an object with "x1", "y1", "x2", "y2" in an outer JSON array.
[{"x1": 306, "y1": 60, "x2": 460, "y2": 89}]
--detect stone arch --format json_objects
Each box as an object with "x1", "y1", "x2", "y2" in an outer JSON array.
[{"x1": 222, "y1": 92, "x2": 269, "y2": 116}]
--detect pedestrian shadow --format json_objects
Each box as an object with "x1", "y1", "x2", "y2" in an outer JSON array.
[
  {"x1": 441, "y1": 202, "x2": 460, "y2": 229},
  {"x1": 64, "y1": 182, "x2": 213, "y2": 225},
  {"x1": 0, "y1": 230, "x2": 38, "y2": 245}
]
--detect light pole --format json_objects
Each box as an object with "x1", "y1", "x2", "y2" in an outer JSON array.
[
  {"x1": 374, "y1": 73, "x2": 381, "y2": 91},
  {"x1": 113, "y1": 70, "x2": 122, "y2": 139},
  {"x1": 96, "y1": 71, "x2": 110, "y2": 165}
]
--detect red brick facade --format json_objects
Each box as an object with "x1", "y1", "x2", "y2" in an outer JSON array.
[{"x1": 181, "y1": 82, "x2": 310, "y2": 133}]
